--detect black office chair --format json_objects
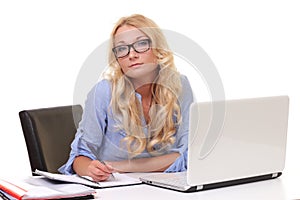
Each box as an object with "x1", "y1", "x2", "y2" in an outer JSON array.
[{"x1": 19, "y1": 105, "x2": 83, "y2": 175}]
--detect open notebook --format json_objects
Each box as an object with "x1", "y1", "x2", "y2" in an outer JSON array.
[{"x1": 34, "y1": 169, "x2": 142, "y2": 189}]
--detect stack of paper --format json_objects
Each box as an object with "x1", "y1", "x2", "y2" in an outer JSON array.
[{"x1": 0, "y1": 176, "x2": 95, "y2": 199}]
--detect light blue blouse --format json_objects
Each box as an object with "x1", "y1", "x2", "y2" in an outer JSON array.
[{"x1": 59, "y1": 75, "x2": 194, "y2": 174}]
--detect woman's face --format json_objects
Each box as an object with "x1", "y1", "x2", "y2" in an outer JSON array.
[{"x1": 113, "y1": 25, "x2": 158, "y2": 82}]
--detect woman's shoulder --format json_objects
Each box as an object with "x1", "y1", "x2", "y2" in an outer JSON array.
[
  {"x1": 178, "y1": 74, "x2": 194, "y2": 103},
  {"x1": 93, "y1": 79, "x2": 112, "y2": 93},
  {"x1": 89, "y1": 79, "x2": 112, "y2": 104},
  {"x1": 179, "y1": 74, "x2": 191, "y2": 87}
]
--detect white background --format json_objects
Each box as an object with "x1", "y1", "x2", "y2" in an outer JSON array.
[{"x1": 0, "y1": 0, "x2": 299, "y2": 198}]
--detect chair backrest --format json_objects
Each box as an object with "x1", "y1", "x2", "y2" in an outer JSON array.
[{"x1": 19, "y1": 105, "x2": 83, "y2": 174}]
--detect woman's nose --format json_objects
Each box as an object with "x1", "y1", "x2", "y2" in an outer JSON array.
[{"x1": 128, "y1": 47, "x2": 138, "y2": 59}]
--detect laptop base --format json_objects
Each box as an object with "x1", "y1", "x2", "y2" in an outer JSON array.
[{"x1": 142, "y1": 172, "x2": 282, "y2": 193}]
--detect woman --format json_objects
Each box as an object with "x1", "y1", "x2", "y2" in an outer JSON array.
[{"x1": 59, "y1": 14, "x2": 194, "y2": 182}]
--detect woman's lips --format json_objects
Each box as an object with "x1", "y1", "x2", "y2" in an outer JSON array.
[{"x1": 129, "y1": 63, "x2": 143, "y2": 68}]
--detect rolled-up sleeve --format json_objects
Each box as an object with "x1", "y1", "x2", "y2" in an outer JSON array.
[
  {"x1": 165, "y1": 75, "x2": 194, "y2": 172},
  {"x1": 165, "y1": 150, "x2": 188, "y2": 172},
  {"x1": 59, "y1": 80, "x2": 111, "y2": 174}
]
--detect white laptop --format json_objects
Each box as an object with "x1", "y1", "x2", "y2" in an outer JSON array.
[{"x1": 140, "y1": 96, "x2": 289, "y2": 192}]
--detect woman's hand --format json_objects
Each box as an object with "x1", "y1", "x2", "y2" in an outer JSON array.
[
  {"x1": 73, "y1": 156, "x2": 114, "y2": 182},
  {"x1": 86, "y1": 160, "x2": 114, "y2": 182}
]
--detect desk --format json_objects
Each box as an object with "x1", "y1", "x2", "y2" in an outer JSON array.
[
  {"x1": 94, "y1": 173, "x2": 299, "y2": 200},
  {"x1": 1, "y1": 171, "x2": 299, "y2": 199}
]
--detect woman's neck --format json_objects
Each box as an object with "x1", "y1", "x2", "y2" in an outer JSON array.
[
  {"x1": 135, "y1": 83, "x2": 153, "y2": 99},
  {"x1": 136, "y1": 83, "x2": 153, "y2": 124}
]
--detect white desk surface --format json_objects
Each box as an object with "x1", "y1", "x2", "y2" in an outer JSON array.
[
  {"x1": 94, "y1": 172, "x2": 300, "y2": 200},
  {"x1": 1, "y1": 172, "x2": 298, "y2": 200}
]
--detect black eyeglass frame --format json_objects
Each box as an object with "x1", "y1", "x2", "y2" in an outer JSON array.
[{"x1": 112, "y1": 39, "x2": 152, "y2": 58}]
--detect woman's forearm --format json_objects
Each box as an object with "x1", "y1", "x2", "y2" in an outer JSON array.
[
  {"x1": 108, "y1": 152, "x2": 180, "y2": 173},
  {"x1": 73, "y1": 156, "x2": 93, "y2": 176}
]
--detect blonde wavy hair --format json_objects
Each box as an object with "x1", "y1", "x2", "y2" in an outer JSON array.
[{"x1": 103, "y1": 14, "x2": 182, "y2": 157}]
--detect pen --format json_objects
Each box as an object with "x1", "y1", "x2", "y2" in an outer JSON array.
[
  {"x1": 100, "y1": 160, "x2": 115, "y2": 180},
  {"x1": 78, "y1": 175, "x2": 101, "y2": 185},
  {"x1": 86, "y1": 143, "x2": 115, "y2": 180}
]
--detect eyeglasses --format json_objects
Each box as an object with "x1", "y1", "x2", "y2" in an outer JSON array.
[{"x1": 112, "y1": 39, "x2": 151, "y2": 58}]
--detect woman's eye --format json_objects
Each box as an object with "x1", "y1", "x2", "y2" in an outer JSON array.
[
  {"x1": 136, "y1": 40, "x2": 148, "y2": 46},
  {"x1": 116, "y1": 46, "x2": 127, "y2": 52}
]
